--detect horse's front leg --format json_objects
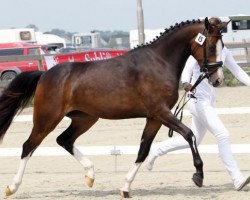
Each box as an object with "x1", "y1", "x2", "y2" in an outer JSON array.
[
  {"x1": 157, "y1": 109, "x2": 204, "y2": 187},
  {"x1": 120, "y1": 118, "x2": 162, "y2": 198}
]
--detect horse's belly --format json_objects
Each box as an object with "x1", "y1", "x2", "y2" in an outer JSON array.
[{"x1": 78, "y1": 103, "x2": 147, "y2": 119}]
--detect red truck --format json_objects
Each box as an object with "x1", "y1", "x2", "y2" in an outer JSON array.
[
  {"x1": 0, "y1": 42, "x2": 128, "y2": 81},
  {"x1": 0, "y1": 42, "x2": 48, "y2": 80}
]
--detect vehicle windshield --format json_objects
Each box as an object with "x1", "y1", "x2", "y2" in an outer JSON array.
[
  {"x1": 232, "y1": 20, "x2": 250, "y2": 30},
  {"x1": 29, "y1": 48, "x2": 46, "y2": 55}
]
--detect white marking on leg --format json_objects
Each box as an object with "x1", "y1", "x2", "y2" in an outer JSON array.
[
  {"x1": 73, "y1": 147, "x2": 94, "y2": 179},
  {"x1": 121, "y1": 162, "x2": 142, "y2": 192},
  {"x1": 8, "y1": 154, "x2": 31, "y2": 194}
]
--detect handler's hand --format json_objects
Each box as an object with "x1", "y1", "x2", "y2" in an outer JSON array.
[{"x1": 183, "y1": 82, "x2": 193, "y2": 92}]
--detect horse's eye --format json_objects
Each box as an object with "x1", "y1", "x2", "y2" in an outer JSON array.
[{"x1": 209, "y1": 45, "x2": 216, "y2": 53}]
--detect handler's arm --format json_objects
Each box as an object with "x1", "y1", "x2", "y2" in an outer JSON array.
[
  {"x1": 181, "y1": 56, "x2": 195, "y2": 91},
  {"x1": 224, "y1": 47, "x2": 250, "y2": 86}
]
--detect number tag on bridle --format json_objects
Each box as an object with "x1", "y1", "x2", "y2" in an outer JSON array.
[{"x1": 195, "y1": 33, "x2": 206, "y2": 45}]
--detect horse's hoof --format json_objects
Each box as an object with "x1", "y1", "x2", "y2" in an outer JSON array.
[
  {"x1": 192, "y1": 173, "x2": 203, "y2": 187},
  {"x1": 120, "y1": 190, "x2": 131, "y2": 198},
  {"x1": 85, "y1": 175, "x2": 94, "y2": 188},
  {"x1": 5, "y1": 186, "x2": 14, "y2": 196}
]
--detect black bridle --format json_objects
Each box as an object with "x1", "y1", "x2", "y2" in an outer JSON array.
[
  {"x1": 192, "y1": 28, "x2": 224, "y2": 78},
  {"x1": 200, "y1": 19, "x2": 232, "y2": 77},
  {"x1": 201, "y1": 32, "x2": 223, "y2": 75}
]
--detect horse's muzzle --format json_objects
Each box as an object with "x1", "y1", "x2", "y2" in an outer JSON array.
[{"x1": 212, "y1": 78, "x2": 223, "y2": 87}]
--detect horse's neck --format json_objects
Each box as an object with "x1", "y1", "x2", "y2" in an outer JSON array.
[{"x1": 150, "y1": 24, "x2": 202, "y2": 78}]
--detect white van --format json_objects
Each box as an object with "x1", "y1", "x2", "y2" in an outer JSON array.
[
  {"x1": 220, "y1": 15, "x2": 250, "y2": 43},
  {"x1": 72, "y1": 32, "x2": 101, "y2": 48},
  {"x1": 0, "y1": 28, "x2": 36, "y2": 44}
]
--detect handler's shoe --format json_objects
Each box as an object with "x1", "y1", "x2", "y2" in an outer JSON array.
[{"x1": 235, "y1": 176, "x2": 250, "y2": 191}]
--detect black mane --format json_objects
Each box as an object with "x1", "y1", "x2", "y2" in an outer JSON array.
[{"x1": 132, "y1": 19, "x2": 202, "y2": 50}]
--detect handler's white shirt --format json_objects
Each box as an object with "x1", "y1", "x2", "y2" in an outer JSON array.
[{"x1": 181, "y1": 47, "x2": 250, "y2": 104}]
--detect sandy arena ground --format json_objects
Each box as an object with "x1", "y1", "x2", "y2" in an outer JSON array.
[{"x1": 0, "y1": 86, "x2": 250, "y2": 200}]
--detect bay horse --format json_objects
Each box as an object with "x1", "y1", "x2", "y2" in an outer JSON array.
[{"x1": 0, "y1": 17, "x2": 227, "y2": 198}]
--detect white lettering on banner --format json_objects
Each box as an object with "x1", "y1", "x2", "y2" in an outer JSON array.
[
  {"x1": 106, "y1": 52, "x2": 111, "y2": 59},
  {"x1": 94, "y1": 52, "x2": 103, "y2": 60},
  {"x1": 84, "y1": 52, "x2": 112, "y2": 62},
  {"x1": 67, "y1": 56, "x2": 75, "y2": 62},
  {"x1": 84, "y1": 54, "x2": 91, "y2": 61}
]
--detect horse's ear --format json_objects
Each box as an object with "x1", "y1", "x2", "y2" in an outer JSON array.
[
  {"x1": 205, "y1": 17, "x2": 210, "y2": 30},
  {"x1": 220, "y1": 19, "x2": 231, "y2": 32}
]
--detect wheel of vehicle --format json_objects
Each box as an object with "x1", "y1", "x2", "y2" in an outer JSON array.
[{"x1": 1, "y1": 71, "x2": 17, "y2": 81}]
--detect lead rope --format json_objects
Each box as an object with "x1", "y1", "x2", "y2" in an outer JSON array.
[{"x1": 168, "y1": 72, "x2": 209, "y2": 137}]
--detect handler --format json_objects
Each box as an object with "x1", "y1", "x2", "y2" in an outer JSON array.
[{"x1": 147, "y1": 44, "x2": 250, "y2": 190}]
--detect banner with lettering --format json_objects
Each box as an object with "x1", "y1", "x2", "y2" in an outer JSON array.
[{"x1": 44, "y1": 50, "x2": 127, "y2": 69}]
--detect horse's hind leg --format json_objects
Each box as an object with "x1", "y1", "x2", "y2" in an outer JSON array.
[
  {"x1": 5, "y1": 113, "x2": 64, "y2": 196},
  {"x1": 56, "y1": 113, "x2": 98, "y2": 188},
  {"x1": 120, "y1": 118, "x2": 162, "y2": 198}
]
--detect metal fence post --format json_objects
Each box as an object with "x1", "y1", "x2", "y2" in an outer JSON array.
[{"x1": 110, "y1": 146, "x2": 121, "y2": 172}]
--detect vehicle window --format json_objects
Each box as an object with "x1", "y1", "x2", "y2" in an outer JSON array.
[
  {"x1": 0, "y1": 48, "x2": 23, "y2": 56},
  {"x1": 20, "y1": 31, "x2": 32, "y2": 41},
  {"x1": 28, "y1": 48, "x2": 41, "y2": 55},
  {"x1": 232, "y1": 20, "x2": 250, "y2": 30},
  {"x1": 82, "y1": 36, "x2": 92, "y2": 45}
]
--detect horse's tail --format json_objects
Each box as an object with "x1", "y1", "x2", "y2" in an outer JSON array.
[{"x1": 0, "y1": 71, "x2": 44, "y2": 142}]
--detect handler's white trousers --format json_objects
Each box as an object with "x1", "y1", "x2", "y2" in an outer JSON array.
[{"x1": 151, "y1": 98, "x2": 245, "y2": 188}]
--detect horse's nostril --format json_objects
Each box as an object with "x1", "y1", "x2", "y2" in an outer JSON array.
[{"x1": 214, "y1": 79, "x2": 223, "y2": 87}]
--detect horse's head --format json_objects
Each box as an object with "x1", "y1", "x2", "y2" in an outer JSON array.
[{"x1": 191, "y1": 17, "x2": 228, "y2": 87}]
